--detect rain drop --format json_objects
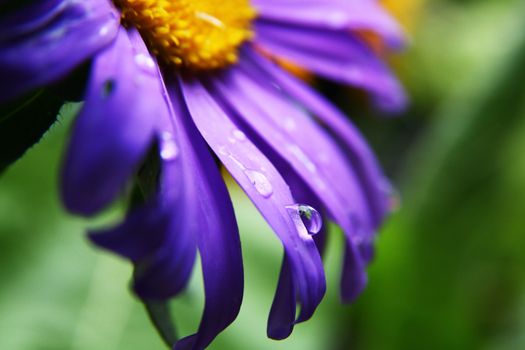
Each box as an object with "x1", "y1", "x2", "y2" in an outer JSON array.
[
  {"x1": 160, "y1": 132, "x2": 178, "y2": 161},
  {"x1": 232, "y1": 129, "x2": 247, "y2": 141},
  {"x1": 217, "y1": 146, "x2": 229, "y2": 156},
  {"x1": 286, "y1": 204, "x2": 323, "y2": 235},
  {"x1": 244, "y1": 169, "x2": 273, "y2": 198},
  {"x1": 99, "y1": 25, "x2": 110, "y2": 37},
  {"x1": 135, "y1": 53, "x2": 156, "y2": 74}
]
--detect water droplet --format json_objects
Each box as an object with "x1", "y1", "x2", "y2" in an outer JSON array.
[
  {"x1": 99, "y1": 25, "x2": 110, "y2": 37},
  {"x1": 244, "y1": 169, "x2": 273, "y2": 198},
  {"x1": 232, "y1": 129, "x2": 247, "y2": 141},
  {"x1": 160, "y1": 132, "x2": 178, "y2": 161},
  {"x1": 135, "y1": 53, "x2": 156, "y2": 73},
  {"x1": 225, "y1": 154, "x2": 273, "y2": 198},
  {"x1": 286, "y1": 204, "x2": 323, "y2": 235},
  {"x1": 217, "y1": 146, "x2": 229, "y2": 156}
]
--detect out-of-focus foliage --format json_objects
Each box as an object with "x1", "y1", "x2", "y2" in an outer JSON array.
[{"x1": 1, "y1": 0, "x2": 525, "y2": 350}]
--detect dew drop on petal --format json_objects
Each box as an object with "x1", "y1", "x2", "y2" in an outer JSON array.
[
  {"x1": 218, "y1": 145, "x2": 229, "y2": 156},
  {"x1": 244, "y1": 169, "x2": 273, "y2": 198},
  {"x1": 99, "y1": 25, "x2": 110, "y2": 37},
  {"x1": 232, "y1": 129, "x2": 247, "y2": 141},
  {"x1": 286, "y1": 204, "x2": 323, "y2": 235},
  {"x1": 160, "y1": 132, "x2": 178, "y2": 161},
  {"x1": 135, "y1": 53, "x2": 157, "y2": 74}
]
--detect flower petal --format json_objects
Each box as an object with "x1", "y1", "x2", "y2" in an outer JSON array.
[
  {"x1": 166, "y1": 81, "x2": 244, "y2": 350},
  {"x1": 252, "y1": 0, "x2": 406, "y2": 49},
  {"x1": 213, "y1": 60, "x2": 372, "y2": 230},
  {"x1": 341, "y1": 241, "x2": 368, "y2": 303},
  {"x1": 81, "y1": 30, "x2": 197, "y2": 300},
  {"x1": 0, "y1": 0, "x2": 119, "y2": 102},
  {"x1": 246, "y1": 50, "x2": 392, "y2": 229},
  {"x1": 61, "y1": 28, "x2": 162, "y2": 216},
  {"x1": 180, "y1": 78, "x2": 326, "y2": 339},
  {"x1": 253, "y1": 23, "x2": 407, "y2": 111},
  {"x1": 267, "y1": 179, "x2": 327, "y2": 339},
  {"x1": 267, "y1": 256, "x2": 295, "y2": 339},
  {"x1": 224, "y1": 50, "x2": 389, "y2": 302}
]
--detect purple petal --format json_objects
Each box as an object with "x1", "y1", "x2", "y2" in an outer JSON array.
[
  {"x1": 88, "y1": 62, "x2": 202, "y2": 300},
  {"x1": 245, "y1": 49, "x2": 392, "y2": 229},
  {"x1": 341, "y1": 241, "x2": 367, "y2": 303},
  {"x1": 165, "y1": 81, "x2": 244, "y2": 350},
  {"x1": 89, "y1": 199, "x2": 172, "y2": 262},
  {"x1": 252, "y1": 23, "x2": 407, "y2": 111},
  {"x1": 210, "y1": 62, "x2": 373, "y2": 244},
  {"x1": 265, "y1": 174, "x2": 326, "y2": 339},
  {"x1": 0, "y1": 0, "x2": 119, "y2": 102},
  {"x1": 267, "y1": 256, "x2": 295, "y2": 339},
  {"x1": 180, "y1": 78, "x2": 325, "y2": 339},
  {"x1": 227, "y1": 50, "x2": 391, "y2": 302},
  {"x1": 61, "y1": 28, "x2": 162, "y2": 216},
  {"x1": 252, "y1": 0, "x2": 406, "y2": 49}
]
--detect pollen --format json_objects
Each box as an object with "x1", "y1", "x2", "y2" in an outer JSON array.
[{"x1": 114, "y1": 0, "x2": 257, "y2": 71}]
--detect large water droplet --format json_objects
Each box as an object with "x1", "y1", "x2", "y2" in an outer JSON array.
[
  {"x1": 244, "y1": 169, "x2": 273, "y2": 198},
  {"x1": 286, "y1": 204, "x2": 323, "y2": 235},
  {"x1": 160, "y1": 132, "x2": 178, "y2": 161}
]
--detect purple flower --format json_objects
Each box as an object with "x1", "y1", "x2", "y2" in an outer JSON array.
[{"x1": 0, "y1": 0, "x2": 406, "y2": 348}]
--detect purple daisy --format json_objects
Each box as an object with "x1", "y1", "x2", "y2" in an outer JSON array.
[{"x1": 0, "y1": 0, "x2": 406, "y2": 349}]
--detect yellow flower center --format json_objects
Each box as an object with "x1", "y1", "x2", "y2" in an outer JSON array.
[{"x1": 114, "y1": 0, "x2": 257, "y2": 71}]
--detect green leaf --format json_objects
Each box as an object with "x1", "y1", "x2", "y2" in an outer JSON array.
[{"x1": 0, "y1": 90, "x2": 64, "y2": 173}]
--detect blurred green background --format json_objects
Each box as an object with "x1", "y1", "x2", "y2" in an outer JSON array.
[{"x1": 1, "y1": 0, "x2": 525, "y2": 349}]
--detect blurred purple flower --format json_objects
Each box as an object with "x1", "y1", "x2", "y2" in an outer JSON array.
[{"x1": 0, "y1": 0, "x2": 406, "y2": 348}]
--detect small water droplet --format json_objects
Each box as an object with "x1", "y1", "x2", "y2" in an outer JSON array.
[
  {"x1": 218, "y1": 146, "x2": 229, "y2": 156},
  {"x1": 160, "y1": 132, "x2": 178, "y2": 161},
  {"x1": 286, "y1": 204, "x2": 323, "y2": 235},
  {"x1": 135, "y1": 53, "x2": 156, "y2": 72},
  {"x1": 244, "y1": 169, "x2": 273, "y2": 198},
  {"x1": 99, "y1": 25, "x2": 110, "y2": 37},
  {"x1": 232, "y1": 129, "x2": 247, "y2": 141}
]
